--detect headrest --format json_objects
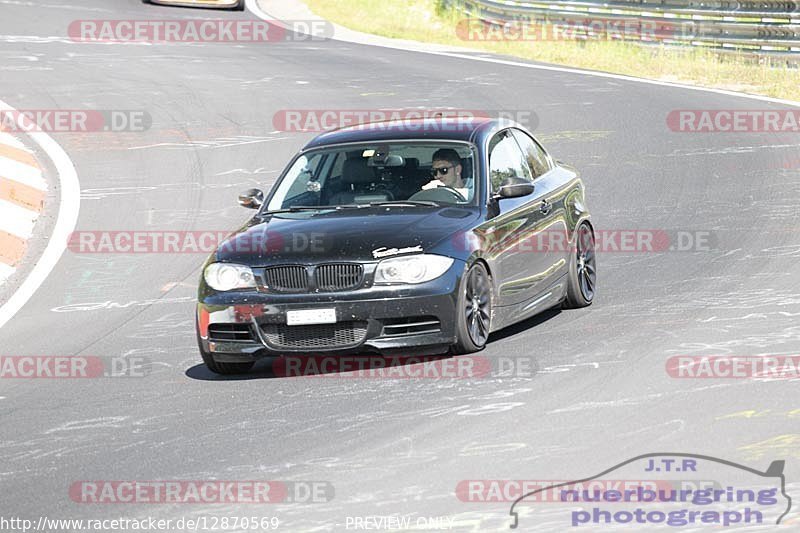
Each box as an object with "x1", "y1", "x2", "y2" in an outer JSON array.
[
  {"x1": 460, "y1": 156, "x2": 472, "y2": 174},
  {"x1": 343, "y1": 158, "x2": 375, "y2": 184}
]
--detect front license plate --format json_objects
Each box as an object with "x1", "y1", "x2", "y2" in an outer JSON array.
[{"x1": 286, "y1": 308, "x2": 337, "y2": 326}]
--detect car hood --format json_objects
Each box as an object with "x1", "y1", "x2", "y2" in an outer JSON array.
[{"x1": 216, "y1": 207, "x2": 480, "y2": 265}]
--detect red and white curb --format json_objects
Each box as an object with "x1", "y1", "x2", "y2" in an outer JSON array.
[
  {"x1": 0, "y1": 99, "x2": 80, "y2": 331},
  {"x1": 0, "y1": 131, "x2": 47, "y2": 286}
]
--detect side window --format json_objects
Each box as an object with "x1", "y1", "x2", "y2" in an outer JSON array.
[
  {"x1": 511, "y1": 129, "x2": 551, "y2": 179},
  {"x1": 271, "y1": 154, "x2": 324, "y2": 209},
  {"x1": 488, "y1": 130, "x2": 531, "y2": 193}
]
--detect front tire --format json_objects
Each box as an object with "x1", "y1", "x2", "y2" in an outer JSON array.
[
  {"x1": 201, "y1": 351, "x2": 254, "y2": 375},
  {"x1": 452, "y1": 262, "x2": 493, "y2": 354},
  {"x1": 197, "y1": 330, "x2": 255, "y2": 375},
  {"x1": 563, "y1": 222, "x2": 596, "y2": 308}
]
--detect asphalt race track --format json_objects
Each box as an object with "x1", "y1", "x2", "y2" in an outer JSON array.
[{"x1": 0, "y1": 0, "x2": 799, "y2": 531}]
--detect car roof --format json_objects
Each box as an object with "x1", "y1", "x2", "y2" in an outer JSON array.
[{"x1": 302, "y1": 117, "x2": 521, "y2": 150}]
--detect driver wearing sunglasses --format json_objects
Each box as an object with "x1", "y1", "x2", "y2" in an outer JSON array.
[{"x1": 421, "y1": 149, "x2": 472, "y2": 199}]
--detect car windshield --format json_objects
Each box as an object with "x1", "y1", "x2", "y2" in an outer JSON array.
[{"x1": 265, "y1": 142, "x2": 477, "y2": 212}]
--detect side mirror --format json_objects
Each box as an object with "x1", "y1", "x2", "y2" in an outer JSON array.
[
  {"x1": 494, "y1": 177, "x2": 534, "y2": 200},
  {"x1": 238, "y1": 188, "x2": 264, "y2": 209}
]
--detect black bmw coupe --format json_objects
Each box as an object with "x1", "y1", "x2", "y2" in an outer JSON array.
[{"x1": 196, "y1": 117, "x2": 595, "y2": 374}]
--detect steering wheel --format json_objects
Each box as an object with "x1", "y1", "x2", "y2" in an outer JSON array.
[{"x1": 409, "y1": 186, "x2": 467, "y2": 204}]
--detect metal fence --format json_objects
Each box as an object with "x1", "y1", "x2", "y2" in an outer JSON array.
[{"x1": 447, "y1": 0, "x2": 800, "y2": 54}]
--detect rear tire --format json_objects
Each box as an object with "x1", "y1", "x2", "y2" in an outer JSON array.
[
  {"x1": 452, "y1": 262, "x2": 493, "y2": 354},
  {"x1": 563, "y1": 222, "x2": 596, "y2": 309}
]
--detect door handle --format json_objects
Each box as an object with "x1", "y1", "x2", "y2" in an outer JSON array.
[{"x1": 540, "y1": 200, "x2": 552, "y2": 215}]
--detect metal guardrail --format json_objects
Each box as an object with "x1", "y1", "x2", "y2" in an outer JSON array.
[{"x1": 448, "y1": 0, "x2": 800, "y2": 54}]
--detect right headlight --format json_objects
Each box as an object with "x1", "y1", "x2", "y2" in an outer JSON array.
[
  {"x1": 204, "y1": 263, "x2": 257, "y2": 291},
  {"x1": 374, "y1": 254, "x2": 454, "y2": 285}
]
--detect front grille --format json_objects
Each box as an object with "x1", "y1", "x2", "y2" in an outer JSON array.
[
  {"x1": 262, "y1": 264, "x2": 365, "y2": 293},
  {"x1": 264, "y1": 265, "x2": 309, "y2": 292},
  {"x1": 315, "y1": 264, "x2": 363, "y2": 292},
  {"x1": 261, "y1": 321, "x2": 368, "y2": 349},
  {"x1": 208, "y1": 323, "x2": 255, "y2": 342}
]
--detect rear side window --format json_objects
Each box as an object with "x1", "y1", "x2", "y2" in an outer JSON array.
[
  {"x1": 511, "y1": 129, "x2": 551, "y2": 179},
  {"x1": 488, "y1": 130, "x2": 531, "y2": 193}
]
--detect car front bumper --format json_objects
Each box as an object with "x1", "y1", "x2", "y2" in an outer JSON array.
[
  {"x1": 149, "y1": 0, "x2": 242, "y2": 9},
  {"x1": 197, "y1": 261, "x2": 465, "y2": 361}
]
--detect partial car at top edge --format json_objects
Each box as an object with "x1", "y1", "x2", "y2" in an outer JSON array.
[{"x1": 142, "y1": 0, "x2": 245, "y2": 11}]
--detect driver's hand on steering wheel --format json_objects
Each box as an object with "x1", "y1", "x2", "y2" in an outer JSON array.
[{"x1": 422, "y1": 179, "x2": 445, "y2": 190}]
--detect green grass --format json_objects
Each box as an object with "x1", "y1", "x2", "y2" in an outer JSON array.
[{"x1": 306, "y1": 0, "x2": 800, "y2": 102}]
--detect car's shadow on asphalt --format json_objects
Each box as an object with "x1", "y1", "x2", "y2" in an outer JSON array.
[
  {"x1": 485, "y1": 306, "x2": 561, "y2": 345},
  {"x1": 185, "y1": 306, "x2": 563, "y2": 381},
  {"x1": 185, "y1": 358, "x2": 280, "y2": 381},
  {"x1": 185, "y1": 354, "x2": 457, "y2": 382}
]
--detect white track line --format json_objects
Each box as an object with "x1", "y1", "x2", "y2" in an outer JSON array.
[
  {"x1": 0, "y1": 100, "x2": 80, "y2": 331},
  {"x1": 247, "y1": 0, "x2": 800, "y2": 108}
]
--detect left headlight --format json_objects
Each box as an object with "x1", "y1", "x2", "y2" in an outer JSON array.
[
  {"x1": 204, "y1": 263, "x2": 257, "y2": 291},
  {"x1": 374, "y1": 254, "x2": 454, "y2": 285}
]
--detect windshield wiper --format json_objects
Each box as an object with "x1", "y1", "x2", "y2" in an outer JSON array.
[
  {"x1": 368, "y1": 201, "x2": 440, "y2": 208},
  {"x1": 332, "y1": 204, "x2": 374, "y2": 210},
  {"x1": 261, "y1": 206, "x2": 336, "y2": 215},
  {"x1": 263, "y1": 202, "x2": 438, "y2": 215}
]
